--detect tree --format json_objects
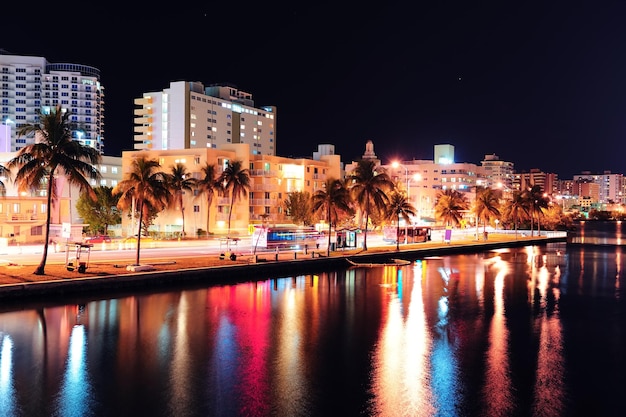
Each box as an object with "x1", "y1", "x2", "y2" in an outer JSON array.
[
  {"x1": 166, "y1": 162, "x2": 197, "y2": 237},
  {"x1": 385, "y1": 190, "x2": 417, "y2": 251},
  {"x1": 524, "y1": 185, "x2": 550, "y2": 236},
  {"x1": 502, "y1": 190, "x2": 529, "y2": 238},
  {"x1": 311, "y1": 178, "x2": 352, "y2": 256},
  {"x1": 7, "y1": 105, "x2": 101, "y2": 275},
  {"x1": 113, "y1": 157, "x2": 172, "y2": 266},
  {"x1": 474, "y1": 187, "x2": 501, "y2": 238},
  {"x1": 348, "y1": 159, "x2": 394, "y2": 250},
  {"x1": 434, "y1": 189, "x2": 469, "y2": 227},
  {"x1": 218, "y1": 160, "x2": 251, "y2": 236},
  {"x1": 76, "y1": 186, "x2": 121, "y2": 235},
  {"x1": 196, "y1": 163, "x2": 219, "y2": 235},
  {"x1": 283, "y1": 191, "x2": 313, "y2": 225}
]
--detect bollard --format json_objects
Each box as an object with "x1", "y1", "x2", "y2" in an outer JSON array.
[
  {"x1": 294, "y1": 252, "x2": 297, "y2": 259},
  {"x1": 311, "y1": 252, "x2": 315, "y2": 258}
]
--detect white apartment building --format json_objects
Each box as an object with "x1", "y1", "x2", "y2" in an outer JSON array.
[
  {"x1": 0, "y1": 50, "x2": 105, "y2": 153},
  {"x1": 134, "y1": 81, "x2": 276, "y2": 155}
]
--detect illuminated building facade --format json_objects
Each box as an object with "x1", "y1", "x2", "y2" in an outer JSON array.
[
  {"x1": 133, "y1": 81, "x2": 276, "y2": 155},
  {"x1": 120, "y1": 144, "x2": 342, "y2": 237},
  {"x1": 0, "y1": 51, "x2": 105, "y2": 153}
]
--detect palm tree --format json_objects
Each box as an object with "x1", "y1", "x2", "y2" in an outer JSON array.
[
  {"x1": 385, "y1": 190, "x2": 417, "y2": 251},
  {"x1": 311, "y1": 178, "x2": 352, "y2": 256},
  {"x1": 502, "y1": 190, "x2": 529, "y2": 238},
  {"x1": 218, "y1": 160, "x2": 251, "y2": 236},
  {"x1": 196, "y1": 163, "x2": 219, "y2": 235},
  {"x1": 7, "y1": 105, "x2": 101, "y2": 275},
  {"x1": 524, "y1": 185, "x2": 549, "y2": 236},
  {"x1": 166, "y1": 162, "x2": 197, "y2": 237},
  {"x1": 348, "y1": 159, "x2": 394, "y2": 250},
  {"x1": 434, "y1": 189, "x2": 469, "y2": 228},
  {"x1": 474, "y1": 187, "x2": 501, "y2": 239},
  {"x1": 113, "y1": 157, "x2": 172, "y2": 266}
]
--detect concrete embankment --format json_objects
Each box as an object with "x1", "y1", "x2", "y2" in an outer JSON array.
[{"x1": 0, "y1": 236, "x2": 565, "y2": 303}]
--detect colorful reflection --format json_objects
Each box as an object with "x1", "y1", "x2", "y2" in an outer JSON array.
[{"x1": 0, "y1": 242, "x2": 623, "y2": 416}]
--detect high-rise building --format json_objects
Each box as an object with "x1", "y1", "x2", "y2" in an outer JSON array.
[
  {"x1": 480, "y1": 153, "x2": 514, "y2": 190},
  {"x1": 133, "y1": 81, "x2": 276, "y2": 155},
  {"x1": 0, "y1": 50, "x2": 105, "y2": 153},
  {"x1": 573, "y1": 171, "x2": 624, "y2": 204}
]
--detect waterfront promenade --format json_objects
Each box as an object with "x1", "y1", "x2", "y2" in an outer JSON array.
[{"x1": 0, "y1": 231, "x2": 567, "y2": 301}]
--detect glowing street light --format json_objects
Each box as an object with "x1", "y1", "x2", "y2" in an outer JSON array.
[{"x1": 391, "y1": 161, "x2": 409, "y2": 199}]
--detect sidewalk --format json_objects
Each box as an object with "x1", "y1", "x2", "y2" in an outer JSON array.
[{"x1": 0, "y1": 232, "x2": 567, "y2": 300}]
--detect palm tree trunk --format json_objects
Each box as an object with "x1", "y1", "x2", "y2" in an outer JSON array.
[
  {"x1": 34, "y1": 173, "x2": 55, "y2": 275},
  {"x1": 206, "y1": 198, "x2": 211, "y2": 235},
  {"x1": 228, "y1": 193, "x2": 235, "y2": 236},
  {"x1": 135, "y1": 201, "x2": 144, "y2": 266},
  {"x1": 326, "y1": 205, "x2": 332, "y2": 257},
  {"x1": 180, "y1": 194, "x2": 185, "y2": 236},
  {"x1": 396, "y1": 215, "x2": 400, "y2": 251},
  {"x1": 363, "y1": 197, "x2": 370, "y2": 250}
]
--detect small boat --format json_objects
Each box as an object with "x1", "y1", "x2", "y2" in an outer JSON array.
[{"x1": 346, "y1": 258, "x2": 412, "y2": 267}]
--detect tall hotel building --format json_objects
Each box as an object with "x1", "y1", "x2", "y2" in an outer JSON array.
[
  {"x1": 133, "y1": 81, "x2": 276, "y2": 154},
  {"x1": 0, "y1": 50, "x2": 105, "y2": 153}
]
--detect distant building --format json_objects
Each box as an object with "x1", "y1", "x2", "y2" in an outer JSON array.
[
  {"x1": 371, "y1": 142, "x2": 484, "y2": 223},
  {"x1": 513, "y1": 168, "x2": 549, "y2": 193},
  {"x1": 480, "y1": 153, "x2": 514, "y2": 191},
  {"x1": 573, "y1": 171, "x2": 624, "y2": 205},
  {"x1": 133, "y1": 81, "x2": 276, "y2": 155},
  {"x1": 0, "y1": 50, "x2": 105, "y2": 154}
]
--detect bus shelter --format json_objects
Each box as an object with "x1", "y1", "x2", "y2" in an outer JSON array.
[{"x1": 336, "y1": 228, "x2": 359, "y2": 249}]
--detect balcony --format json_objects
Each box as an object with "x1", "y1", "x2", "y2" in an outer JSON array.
[{"x1": 0, "y1": 213, "x2": 40, "y2": 222}]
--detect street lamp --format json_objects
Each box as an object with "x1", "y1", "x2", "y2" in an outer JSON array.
[{"x1": 392, "y1": 161, "x2": 409, "y2": 199}]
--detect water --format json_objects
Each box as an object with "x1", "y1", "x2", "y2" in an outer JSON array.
[{"x1": 0, "y1": 226, "x2": 625, "y2": 416}]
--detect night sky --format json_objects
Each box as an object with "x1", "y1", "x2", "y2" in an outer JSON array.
[{"x1": 4, "y1": 0, "x2": 625, "y2": 179}]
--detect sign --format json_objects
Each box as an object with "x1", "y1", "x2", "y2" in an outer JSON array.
[{"x1": 62, "y1": 223, "x2": 71, "y2": 239}]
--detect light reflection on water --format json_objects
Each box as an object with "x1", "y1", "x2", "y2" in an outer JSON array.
[{"x1": 0, "y1": 240, "x2": 625, "y2": 416}]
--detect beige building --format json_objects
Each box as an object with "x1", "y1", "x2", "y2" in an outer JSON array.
[
  {"x1": 374, "y1": 143, "x2": 485, "y2": 223},
  {"x1": 119, "y1": 144, "x2": 342, "y2": 238},
  {"x1": 0, "y1": 152, "x2": 123, "y2": 245}
]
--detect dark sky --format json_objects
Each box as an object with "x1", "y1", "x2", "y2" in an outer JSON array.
[{"x1": 4, "y1": 0, "x2": 625, "y2": 179}]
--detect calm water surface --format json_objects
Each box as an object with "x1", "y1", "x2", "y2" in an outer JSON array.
[{"x1": 1, "y1": 237, "x2": 625, "y2": 416}]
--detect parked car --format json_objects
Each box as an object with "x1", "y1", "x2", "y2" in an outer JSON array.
[{"x1": 84, "y1": 235, "x2": 112, "y2": 244}]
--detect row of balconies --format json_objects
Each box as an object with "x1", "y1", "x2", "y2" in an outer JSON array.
[
  {"x1": 249, "y1": 198, "x2": 277, "y2": 206},
  {"x1": 249, "y1": 169, "x2": 279, "y2": 177},
  {"x1": 0, "y1": 213, "x2": 40, "y2": 222}
]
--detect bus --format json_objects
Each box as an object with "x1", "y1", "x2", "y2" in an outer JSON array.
[
  {"x1": 252, "y1": 225, "x2": 323, "y2": 250},
  {"x1": 383, "y1": 225, "x2": 432, "y2": 244}
]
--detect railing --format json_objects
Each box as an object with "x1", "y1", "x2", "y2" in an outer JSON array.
[{"x1": 0, "y1": 213, "x2": 40, "y2": 222}]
